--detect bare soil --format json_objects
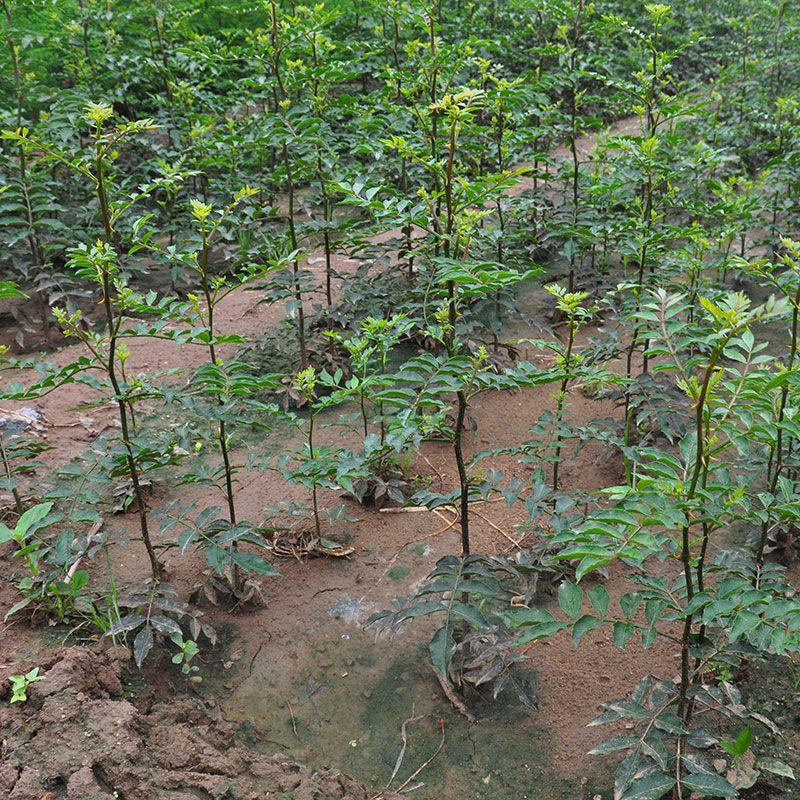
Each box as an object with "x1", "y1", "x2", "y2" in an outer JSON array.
[{"x1": 0, "y1": 645, "x2": 398, "y2": 800}]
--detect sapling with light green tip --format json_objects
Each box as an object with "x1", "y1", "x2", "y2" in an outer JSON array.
[
  {"x1": 179, "y1": 188, "x2": 260, "y2": 592},
  {"x1": 263, "y1": 366, "x2": 364, "y2": 542},
  {"x1": 327, "y1": 314, "x2": 415, "y2": 504},
  {"x1": 7, "y1": 103, "x2": 163, "y2": 582},
  {"x1": 546, "y1": 284, "x2": 593, "y2": 492}
]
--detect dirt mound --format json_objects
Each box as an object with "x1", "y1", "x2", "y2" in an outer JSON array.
[{"x1": 0, "y1": 646, "x2": 391, "y2": 800}]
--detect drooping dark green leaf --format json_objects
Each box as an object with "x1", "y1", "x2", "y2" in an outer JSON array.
[
  {"x1": 107, "y1": 613, "x2": 146, "y2": 635},
  {"x1": 760, "y1": 758, "x2": 795, "y2": 779},
  {"x1": 232, "y1": 551, "x2": 281, "y2": 576},
  {"x1": 588, "y1": 734, "x2": 637, "y2": 755},
  {"x1": 680, "y1": 773, "x2": 737, "y2": 797},
  {"x1": 653, "y1": 712, "x2": 689, "y2": 735},
  {"x1": 429, "y1": 625, "x2": 456, "y2": 682},
  {"x1": 559, "y1": 581, "x2": 584, "y2": 620},
  {"x1": 613, "y1": 620, "x2": 635, "y2": 650},
  {"x1": 686, "y1": 728, "x2": 718, "y2": 748},
  {"x1": 588, "y1": 584, "x2": 610, "y2": 617},
  {"x1": 618, "y1": 773, "x2": 675, "y2": 800},
  {"x1": 572, "y1": 614, "x2": 603, "y2": 645},
  {"x1": 133, "y1": 624, "x2": 154, "y2": 668}
]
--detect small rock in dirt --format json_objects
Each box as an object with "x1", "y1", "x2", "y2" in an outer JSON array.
[
  {"x1": 39, "y1": 693, "x2": 81, "y2": 725},
  {"x1": 0, "y1": 408, "x2": 41, "y2": 432},
  {"x1": 328, "y1": 594, "x2": 379, "y2": 626}
]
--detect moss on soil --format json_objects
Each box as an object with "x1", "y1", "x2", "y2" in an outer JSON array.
[{"x1": 228, "y1": 628, "x2": 609, "y2": 800}]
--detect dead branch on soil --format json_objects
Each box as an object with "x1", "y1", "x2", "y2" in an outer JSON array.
[
  {"x1": 285, "y1": 697, "x2": 299, "y2": 738},
  {"x1": 379, "y1": 509, "x2": 458, "y2": 573},
  {"x1": 383, "y1": 706, "x2": 424, "y2": 791},
  {"x1": 419, "y1": 453, "x2": 445, "y2": 488},
  {"x1": 394, "y1": 716, "x2": 446, "y2": 794},
  {"x1": 471, "y1": 508, "x2": 522, "y2": 551},
  {"x1": 433, "y1": 668, "x2": 476, "y2": 724},
  {"x1": 373, "y1": 713, "x2": 446, "y2": 799},
  {"x1": 65, "y1": 521, "x2": 102, "y2": 579},
  {"x1": 430, "y1": 508, "x2": 459, "y2": 535},
  {"x1": 378, "y1": 498, "x2": 504, "y2": 513}
]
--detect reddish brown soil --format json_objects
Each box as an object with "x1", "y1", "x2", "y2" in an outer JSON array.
[{"x1": 0, "y1": 646, "x2": 397, "y2": 800}]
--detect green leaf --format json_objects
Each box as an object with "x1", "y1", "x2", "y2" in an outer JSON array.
[
  {"x1": 575, "y1": 555, "x2": 613, "y2": 581},
  {"x1": 641, "y1": 627, "x2": 657, "y2": 649},
  {"x1": 500, "y1": 607, "x2": 555, "y2": 628},
  {"x1": 513, "y1": 620, "x2": 570, "y2": 644},
  {"x1": 644, "y1": 598, "x2": 667, "y2": 626},
  {"x1": 620, "y1": 592, "x2": 643, "y2": 620},
  {"x1": 393, "y1": 601, "x2": 447, "y2": 624},
  {"x1": 559, "y1": 581, "x2": 583, "y2": 620},
  {"x1": 631, "y1": 676, "x2": 655, "y2": 704},
  {"x1": 735, "y1": 726, "x2": 752, "y2": 755},
  {"x1": 232, "y1": 551, "x2": 281, "y2": 576},
  {"x1": 588, "y1": 584, "x2": 610, "y2": 617},
  {"x1": 108, "y1": 613, "x2": 146, "y2": 635},
  {"x1": 3, "y1": 596, "x2": 32, "y2": 621},
  {"x1": 572, "y1": 614, "x2": 603, "y2": 646},
  {"x1": 682, "y1": 752, "x2": 717, "y2": 775},
  {"x1": 205, "y1": 544, "x2": 229, "y2": 574},
  {"x1": 15, "y1": 502, "x2": 54, "y2": 539},
  {"x1": 687, "y1": 728, "x2": 718, "y2": 748},
  {"x1": 680, "y1": 773, "x2": 737, "y2": 797},
  {"x1": 588, "y1": 734, "x2": 636, "y2": 755},
  {"x1": 729, "y1": 610, "x2": 760, "y2": 642},
  {"x1": 149, "y1": 614, "x2": 183, "y2": 636},
  {"x1": 683, "y1": 592, "x2": 714, "y2": 616},
  {"x1": 71, "y1": 571, "x2": 90, "y2": 590},
  {"x1": 450, "y1": 602, "x2": 489, "y2": 629},
  {"x1": 133, "y1": 623, "x2": 154, "y2": 667},
  {"x1": 605, "y1": 699, "x2": 649, "y2": 719},
  {"x1": 0, "y1": 281, "x2": 26, "y2": 299},
  {"x1": 613, "y1": 621, "x2": 635, "y2": 650},
  {"x1": 619, "y1": 773, "x2": 675, "y2": 800},
  {"x1": 653, "y1": 712, "x2": 689, "y2": 735},
  {"x1": 429, "y1": 625, "x2": 455, "y2": 681},
  {"x1": 760, "y1": 758, "x2": 795, "y2": 779},
  {"x1": 642, "y1": 737, "x2": 670, "y2": 771}
]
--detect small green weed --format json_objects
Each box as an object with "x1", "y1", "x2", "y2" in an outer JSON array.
[{"x1": 8, "y1": 667, "x2": 44, "y2": 703}]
